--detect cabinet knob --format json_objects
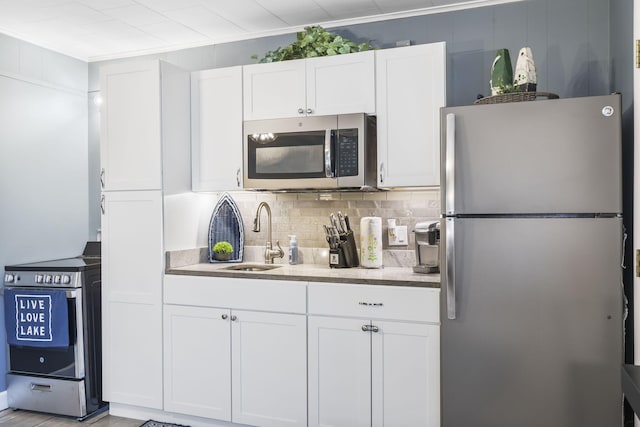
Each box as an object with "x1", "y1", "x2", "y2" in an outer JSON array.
[
  {"x1": 100, "y1": 168, "x2": 105, "y2": 189},
  {"x1": 306, "y1": 108, "x2": 313, "y2": 114},
  {"x1": 222, "y1": 314, "x2": 228, "y2": 320},
  {"x1": 298, "y1": 108, "x2": 304, "y2": 114},
  {"x1": 362, "y1": 325, "x2": 369, "y2": 332},
  {"x1": 236, "y1": 168, "x2": 241, "y2": 187},
  {"x1": 231, "y1": 315, "x2": 237, "y2": 321}
]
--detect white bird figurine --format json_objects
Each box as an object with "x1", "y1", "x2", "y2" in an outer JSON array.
[{"x1": 513, "y1": 47, "x2": 537, "y2": 92}]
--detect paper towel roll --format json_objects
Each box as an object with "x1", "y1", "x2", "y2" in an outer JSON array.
[{"x1": 360, "y1": 217, "x2": 383, "y2": 268}]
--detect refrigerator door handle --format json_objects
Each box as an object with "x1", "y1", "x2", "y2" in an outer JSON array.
[
  {"x1": 446, "y1": 217, "x2": 456, "y2": 319},
  {"x1": 445, "y1": 113, "x2": 456, "y2": 215}
]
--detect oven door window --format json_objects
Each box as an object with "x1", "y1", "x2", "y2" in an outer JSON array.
[
  {"x1": 248, "y1": 130, "x2": 329, "y2": 179},
  {"x1": 8, "y1": 298, "x2": 78, "y2": 379}
]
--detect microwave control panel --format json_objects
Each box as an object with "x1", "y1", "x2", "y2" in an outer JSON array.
[{"x1": 336, "y1": 128, "x2": 358, "y2": 177}]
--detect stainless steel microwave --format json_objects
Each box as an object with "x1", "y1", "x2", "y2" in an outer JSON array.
[{"x1": 243, "y1": 114, "x2": 377, "y2": 190}]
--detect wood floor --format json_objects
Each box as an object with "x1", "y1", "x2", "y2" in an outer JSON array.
[{"x1": 0, "y1": 408, "x2": 141, "y2": 427}]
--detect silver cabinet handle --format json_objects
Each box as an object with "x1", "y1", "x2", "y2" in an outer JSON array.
[
  {"x1": 100, "y1": 195, "x2": 105, "y2": 215},
  {"x1": 307, "y1": 108, "x2": 313, "y2": 114},
  {"x1": 358, "y1": 302, "x2": 383, "y2": 307},
  {"x1": 100, "y1": 168, "x2": 105, "y2": 189},
  {"x1": 230, "y1": 315, "x2": 237, "y2": 321},
  {"x1": 446, "y1": 217, "x2": 456, "y2": 319},
  {"x1": 298, "y1": 108, "x2": 304, "y2": 114},
  {"x1": 379, "y1": 162, "x2": 385, "y2": 184},
  {"x1": 362, "y1": 324, "x2": 380, "y2": 333},
  {"x1": 222, "y1": 314, "x2": 228, "y2": 320},
  {"x1": 236, "y1": 168, "x2": 241, "y2": 187},
  {"x1": 445, "y1": 113, "x2": 456, "y2": 215}
]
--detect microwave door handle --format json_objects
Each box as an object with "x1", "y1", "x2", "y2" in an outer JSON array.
[{"x1": 325, "y1": 129, "x2": 333, "y2": 178}]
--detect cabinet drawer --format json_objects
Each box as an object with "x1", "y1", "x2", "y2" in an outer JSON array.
[
  {"x1": 164, "y1": 275, "x2": 306, "y2": 314},
  {"x1": 308, "y1": 283, "x2": 439, "y2": 323}
]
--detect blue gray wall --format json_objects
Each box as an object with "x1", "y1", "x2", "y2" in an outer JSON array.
[
  {"x1": 610, "y1": 0, "x2": 634, "y2": 371},
  {"x1": 89, "y1": 0, "x2": 616, "y2": 105},
  {"x1": 0, "y1": 33, "x2": 89, "y2": 391}
]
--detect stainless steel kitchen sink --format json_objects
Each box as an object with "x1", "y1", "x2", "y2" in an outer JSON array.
[{"x1": 220, "y1": 264, "x2": 282, "y2": 272}]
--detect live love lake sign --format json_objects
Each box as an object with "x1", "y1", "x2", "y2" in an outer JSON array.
[
  {"x1": 4, "y1": 289, "x2": 69, "y2": 348},
  {"x1": 16, "y1": 295, "x2": 52, "y2": 341}
]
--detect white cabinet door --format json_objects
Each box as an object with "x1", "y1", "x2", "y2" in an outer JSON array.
[
  {"x1": 306, "y1": 50, "x2": 376, "y2": 116},
  {"x1": 243, "y1": 60, "x2": 306, "y2": 120},
  {"x1": 244, "y1": 53, "x2": 376, "y2": 120},
  {"x1": 191, "y1": 67, "x2": 243, "y2": 191},
  {"x1": 232, "y1": 310, "x2": 307, "y2": 427},
  {"x1": 372, "y1": 321, "x2": 440, "y2": 427},
  {"x1": 308, "y1": 316, "x2": 371, "y2": 427},
  {"x1": 163, "y1": 305, "x2": 231, "y2": 420},
  {"x1": 376, "y1": 43, "x2": 446, "y2": 188},
  {"x1": 100, "y1": 61, "x2": 162, "y2": 191},
  {"x1": 101, "y1": 190, "x2": 163, "y2": 409}
]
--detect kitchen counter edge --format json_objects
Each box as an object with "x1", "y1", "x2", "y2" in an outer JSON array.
[{"x1": 165, "y1": 263, "x2": 440, "y2": 288}]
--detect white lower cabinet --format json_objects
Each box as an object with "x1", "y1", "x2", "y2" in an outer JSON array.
[
  {"x1": 163, "y1": 305, "x2": 231, "y2": 420},
  {"x1": 371, "y1": 320, "x2": 440, "y2": 427},
  {"x1": 231, "y1": 310, "x2": 307, "y2": 427},
  {"x1": 308, "y1": 316, "x2": 372, "y2": 427},
  {"x1": 163, "y1": 275, "x2": 307, "y2": 427},
  {"x1": 308, "y1": 283, "x2": 440, "y2": 427},
  {"x1": 161, "y1": 276, "x2": 439, "y2": 427},
  {"x1": 101, "y1": 190, "x2": 163, "y2": 409}
]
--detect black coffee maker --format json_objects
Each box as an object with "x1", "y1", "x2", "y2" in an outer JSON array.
[{"x1": 412, "y1": 221, "x2": 440, "y2": 273}]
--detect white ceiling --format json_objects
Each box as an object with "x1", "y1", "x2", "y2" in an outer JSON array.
[{"x1": 0, "y1": 0, "x2": 516, "y2": 62}]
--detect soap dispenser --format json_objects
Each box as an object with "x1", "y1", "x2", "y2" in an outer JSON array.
[{"x1": 288, "y1": 235, "x2": 299, "y2": 265}]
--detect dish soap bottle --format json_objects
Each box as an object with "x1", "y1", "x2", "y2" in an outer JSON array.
[{"x1": 288, "y1": 235, "x2": 299, "y2": 265}]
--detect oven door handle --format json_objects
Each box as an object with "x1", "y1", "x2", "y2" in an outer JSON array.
[{"x1": 1, "y1": 288, "x2": 79, "y2": 298}]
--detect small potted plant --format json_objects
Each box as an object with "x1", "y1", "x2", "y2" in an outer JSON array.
[{"x1": 212, "y1": 241, "x2": 233, "y2": 261}]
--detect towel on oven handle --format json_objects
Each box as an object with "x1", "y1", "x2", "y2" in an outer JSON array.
[{"x1": 4, "y1": 288, "x2": 69, "y2": 348}]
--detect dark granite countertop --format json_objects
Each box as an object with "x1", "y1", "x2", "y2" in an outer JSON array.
[{"x1": 166, "y1": 262, "x2": 440, "y2": 288}]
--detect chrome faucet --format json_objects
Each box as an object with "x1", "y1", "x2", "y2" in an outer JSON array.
[{"x1": 253, "y1": 202, "x2": 284, "y2": 264}]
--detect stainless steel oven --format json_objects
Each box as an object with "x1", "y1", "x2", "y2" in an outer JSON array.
[
  {"x1": 3, "y1": 242, "x2": 105, "y2": 419},
  {"x1": 243, "y1": 113, "x2": 377, "y2": 190}
]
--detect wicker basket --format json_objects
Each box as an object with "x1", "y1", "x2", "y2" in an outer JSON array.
[{"x1": 474, "y1": 91, "x2": 559, "y2": 105}]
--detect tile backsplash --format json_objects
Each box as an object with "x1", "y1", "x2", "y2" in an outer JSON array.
[{"x1": 216, "y1": 189, "x2": 441, "y2": 266}]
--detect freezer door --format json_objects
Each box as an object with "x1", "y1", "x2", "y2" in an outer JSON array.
[
  {"x1": 441, "y1": 94, "x2": 622, "y2": 215},
  {"x1": 440, "y1": 217, "x2": 622, "y2": 427}
]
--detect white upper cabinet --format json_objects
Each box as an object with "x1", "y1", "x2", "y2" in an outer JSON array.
[
  {"x1": 243, "y1": 51, "x2": 375, "y2": 120},
  {"x1": 376, "y1": 42, "x2": 446, "y2": 188},
  {"x1": 243, "y1": 59, "x2": 306, "y2": 120},
  {"x1": 100, "y1": 60, "x2": 191, "y2": 193},
  {"x1": 306, "y1": 50, "x2": 375, "y2": 116},
  {"x1": 191, "y1": 67, "x2": 243, "y2": 192},
  {"x1": 100, "y1": 61, "x2": 162, "y2": 191}
]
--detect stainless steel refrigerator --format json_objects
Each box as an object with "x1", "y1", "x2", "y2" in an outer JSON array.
[{"x1": 440, "y1": 94, "x2": 623, "y2": 427}]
